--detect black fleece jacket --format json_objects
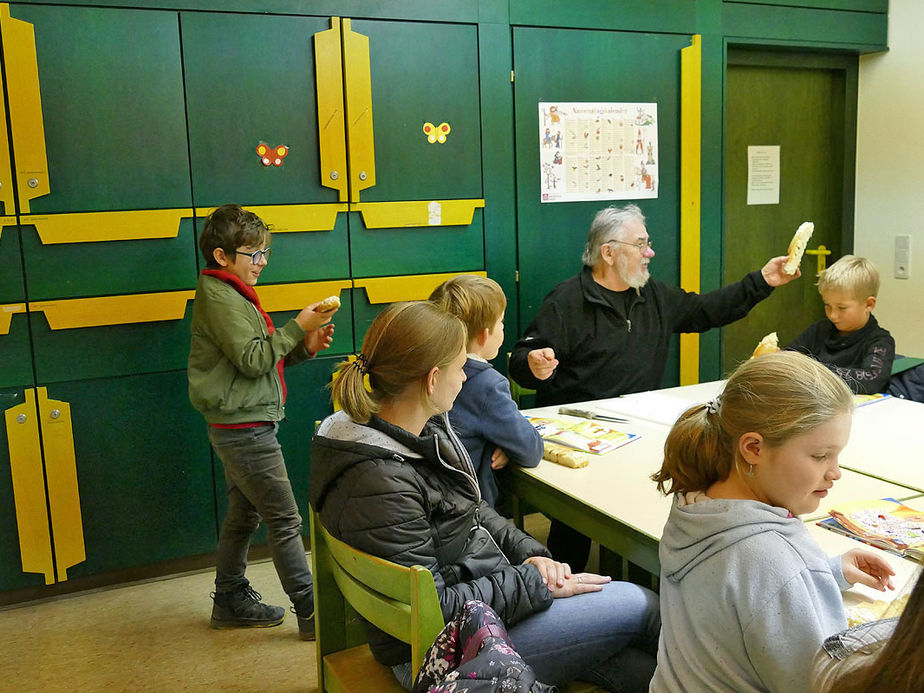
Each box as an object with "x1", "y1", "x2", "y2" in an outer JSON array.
[
  {"x1": 309, "y1": 411, "x2": 553, "y2": 666},
  {"x1": 509, "y1": 266, "x2": 774, "y2": 406}
]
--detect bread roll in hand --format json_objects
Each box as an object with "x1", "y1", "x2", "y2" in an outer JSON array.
[{"x1": 783, "y1": 222, "x2": 814, "y2": 275}]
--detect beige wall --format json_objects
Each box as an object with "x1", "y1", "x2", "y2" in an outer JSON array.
[{"x1": 855, "y1": 0, "x2": 924, "y2": 356}]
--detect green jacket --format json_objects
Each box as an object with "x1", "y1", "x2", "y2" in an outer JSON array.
[{"x1": 188, "y1": 273, "x2": 312, "y2": 424}]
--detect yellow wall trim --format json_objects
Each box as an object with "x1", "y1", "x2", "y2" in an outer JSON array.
[
  {"x1": 22, "y1": 208, "x2": 194, "y2": 244},
  {"x1": 30, "y1": 290, "x2": 195, "y2": 330},
  {"x1": 354, "y1": 199, "x2": 485, "y2": 229},
  {"x1": 355, "y1": 271, "x2": 486, "y2": 304},
  {"x1": 1, "y1": 302, "x2": 25, "y2": 335},
  {"x1": 255, "y1": 280, "x2": 353, "y2": 313},
  {"x1": 680, "y1": 35, "x2": 702, "y2": 386}
]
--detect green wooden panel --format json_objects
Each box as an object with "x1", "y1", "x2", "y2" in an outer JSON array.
[
  {"x1": 510, "y1": 0, "x2": 697, "y2": 32},
  {"x1": 724, "y1": 0, "x2": 887, "y2": 12},
  {"x1": 20, "y1": 219, "x2": 197, "y2": 300},
  {"x1": 54, "y1": 371, "x2": 216, "y2": 577},
  {"x1": 30, "y1": 305, "x2": 193, "y2": 383},
  {"x1": 723, "y1": 3, "x2": 888, "y2": 48},
  {"x1": 181, "y1": 12, "x2": 338, "y2": 208},
  {"x1": 512, "y1": 27, "x2": 687, "y2": 328},
  {"x1": 193, "y1": 214, "x2": 350, "y2": 282},
  {"x1": 0, "y1": 315, "x2": 34, "y2": 389},
  {"x1": 0, "y1": 389, "x2": 47, "y2": 591},
  {"x1": 352, "y1": 19, "x2": 482, "y2": 202},
  {"x1": 24, "y1": 0, "x2": 481, "y2": 22},
  {"x1": 210, "y1": 354, "x2": 341, "y2": 544},
  {"x1": 11, "y1": 4, "x2": 191, "y2": 213},
  {"x1": 348, "y1": 210, "x2": 484, "y2": 277},
  {"x1": 723, "y1": 64, "x2": 846, "y2": 370},
  {"x1": 0, "y1": 225, "x2": 25, "y2": 303}
]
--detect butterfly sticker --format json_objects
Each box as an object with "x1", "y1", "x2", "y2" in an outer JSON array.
[
  {"x1": 422, "y1": 122, "x2": 451, "y2": 144},
  {"x1": 257, "y1": 143, "x2": 289, "y2": 166}
]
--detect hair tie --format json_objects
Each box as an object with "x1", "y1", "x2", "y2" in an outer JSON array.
[
  {"x1": 705, "y1": 397, "x2": 721, "y2": 416},
  {"x1": 353, "y1": 353, "x2": 370, "y2": 375}
]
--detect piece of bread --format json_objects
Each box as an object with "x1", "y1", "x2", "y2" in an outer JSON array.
[
  {"x1": 543, "y1": 442, "x2": 589, "y2": 469},
  {"x1": 316, "y1": 295, "x2": 341, "y2": 312},
  {"x1": 751, "y1": 332, "x2": 780, "y2": 358},
  {"x1": 783, "y1": 222, "x2": 814, "y2": 275}
]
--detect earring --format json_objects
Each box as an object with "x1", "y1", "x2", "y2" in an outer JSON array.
[{"x1": 746, "y1": 464, "x2": 755, "y2": 478}]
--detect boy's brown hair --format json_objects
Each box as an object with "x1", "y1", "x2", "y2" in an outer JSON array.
[
  {"x1": 429, "y1": 274, "x2": 507, "y2": 344},
  {"x1": 816, "y1": 254, "x2": 880, "y2": 302},
  {"x1": 199, "y1": 204, "x2": 271, "y2": 269}
]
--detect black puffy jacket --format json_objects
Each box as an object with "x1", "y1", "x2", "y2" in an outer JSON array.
[{"x1": 309, "y1": 411, "x2": 553, "y2": 665}]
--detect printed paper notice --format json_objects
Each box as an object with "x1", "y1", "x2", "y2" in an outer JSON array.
[
  {"x1": 539, "y1": 102, "x2": 659, "y2": 203},
  {"x1": 747, "y1": 145, "x2": 780, "y2": 205}
]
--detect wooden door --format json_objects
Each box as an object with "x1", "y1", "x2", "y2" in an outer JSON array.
[{"x1": 723, "y1": 53, "x2": 857, "y2": 370}]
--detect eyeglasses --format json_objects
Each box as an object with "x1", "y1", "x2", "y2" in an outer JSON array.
[
  {"x1": 234, "y1": 248, "x2": 273, "y2": 264},
  {"x1": 606, "y1": 239, "x2": 653, "y2": 253}
]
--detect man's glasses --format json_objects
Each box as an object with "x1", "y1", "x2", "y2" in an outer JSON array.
[
  {"x1": 234, "y1": 248, "x2": 273, "y2": 264},
  {"x1": 606, "y1": 239, "x2": 653, "y2": 253}
]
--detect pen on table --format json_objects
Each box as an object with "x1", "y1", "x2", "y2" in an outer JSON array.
[{"x1": 557, "y1": 406, "x2": 629, "y2": 423}]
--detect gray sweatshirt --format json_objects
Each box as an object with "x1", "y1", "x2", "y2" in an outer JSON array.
[{"x1": 650, "y1": 494, "x2": 851, "y2": 693}]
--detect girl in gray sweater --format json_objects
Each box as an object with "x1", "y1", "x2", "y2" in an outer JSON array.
[{"x1": 649, "y1": 351, "x2": 896, "y2": 692}]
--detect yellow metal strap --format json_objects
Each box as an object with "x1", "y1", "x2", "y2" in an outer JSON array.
[
  {"x1": 342, "y1": 18, "x2": 375, "y2": 202},
  {"x1": 36, "y1": 387, "x2": 85, "y2": 581},
  {"x1": 0, "y1": 4, "x2": 49, "y2": 213},
  {"x1": 195, "y1": 203, "x2": 348, "y2": 233},
  {"x1": 314, "y1": 18, "x2": 349, "y2": 202},
  {"x1": 5, "y1": 389, "x2": 55, "y2": 585}
]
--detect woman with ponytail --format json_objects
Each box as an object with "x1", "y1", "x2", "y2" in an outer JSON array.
[
  {"x1": 310, "y1": 301, "x2": 660, "y2": 692},
  {"x1": 649, "y1": 351, "x2": 896, "y2": 693}
]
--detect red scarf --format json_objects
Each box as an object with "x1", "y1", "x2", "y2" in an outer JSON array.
[{"x1": 202, "y1": 269, "x2": 287, "y2": 404}]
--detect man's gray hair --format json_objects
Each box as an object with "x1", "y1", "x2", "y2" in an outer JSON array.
[{"x1": 582, "y1": 204, "x2": 646, "y2": 267}]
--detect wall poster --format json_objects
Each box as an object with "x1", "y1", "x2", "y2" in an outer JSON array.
[{"x1": 539, "y1": 102, "x2": 659, "y2": 203}]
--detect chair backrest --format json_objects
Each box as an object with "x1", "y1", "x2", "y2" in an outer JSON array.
[
  {"x1": 506, "y1": 352, "x2": 536, "y2": 408},
  {"x1": 309, "y1": 506, "x2": 444, "y2": 684}
]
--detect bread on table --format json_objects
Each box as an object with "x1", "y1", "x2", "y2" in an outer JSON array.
[
  {"x1": 783, "y1": 222, "x2": 814, "y2": 275},
  {"x1": 543, "y1": 442, "x2": 589, "y2": 468},
  {"x1": 751, "y1": 332, "x2": 780, "y2": 358}
]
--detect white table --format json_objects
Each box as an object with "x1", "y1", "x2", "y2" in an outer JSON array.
[{"x1": 505, "y1": 384, "x2": 924, "y2": 577}]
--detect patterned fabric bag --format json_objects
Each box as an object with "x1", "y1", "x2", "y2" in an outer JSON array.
[{"x1": 413, "y1": 600, "x2": 557, "y2": 693}]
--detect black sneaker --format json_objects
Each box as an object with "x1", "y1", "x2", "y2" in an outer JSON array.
[
  {"x1": 210, "y1": 585, "x2": 285, "y2": 629},
  {"x1": 292, "y1": 595, "x2": 316, "y2": 641}
]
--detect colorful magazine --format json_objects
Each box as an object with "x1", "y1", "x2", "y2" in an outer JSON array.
[
  {"x1": 817, "y1": 498, "x2": 924, "y2": 562},
  {"x1": 852, "y1": 393, "x2": 891, "y2": 408},
  {"x1": 526, "y1": 416, "x2": 640, "y2": 455}
]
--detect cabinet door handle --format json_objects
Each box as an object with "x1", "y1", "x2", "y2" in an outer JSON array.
[
  {"x1": 342, "y1": 18, "x2": 375, "y2": 202},
  {"x1": 0, "y1": 5, "x2": 49, "y2": 213},
  {"x1": 314, "y1": 18, "x2": 349, "y2": 202}
]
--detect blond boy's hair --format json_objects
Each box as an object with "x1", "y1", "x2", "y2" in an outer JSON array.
[
  {"x1": 817, "y1": 255, "x2": 880, "y2": 301},
  {"x1": 429, "y1": 275, "x2": 507, "y2": 345}
]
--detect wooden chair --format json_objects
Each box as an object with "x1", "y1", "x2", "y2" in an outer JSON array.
[
  {"x1": 506, "y1": 352, "x2": 536, "y2": 408},
  {"x1": 309, "y1": 506, "x2": 444, "y2": 692}
]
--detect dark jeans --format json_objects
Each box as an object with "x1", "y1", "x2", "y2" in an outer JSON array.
[{"x1": 208, "y1": 423, "x2": 313, "y2": 608}]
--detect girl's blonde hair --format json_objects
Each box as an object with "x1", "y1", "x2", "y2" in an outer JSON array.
[
  {"x1": 331, "y1": 301, "x2": 466, "y2": 423},
  {"x1": 652, "y1": 351, "x2": 853, "y2": 494}
]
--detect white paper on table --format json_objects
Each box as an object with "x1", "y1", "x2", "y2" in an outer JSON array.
[{"x1": 597, "y1": 392, "x2": 703, "y2": 426}]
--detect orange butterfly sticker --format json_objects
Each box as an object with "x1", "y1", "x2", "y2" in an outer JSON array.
[{"x1": 257, "y1": 143, "x2": 289, "y2": 166}]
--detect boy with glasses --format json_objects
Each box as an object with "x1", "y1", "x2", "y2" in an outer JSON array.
[{"x1": 188, "y1": 204, "x2": 337, "y2": 639}]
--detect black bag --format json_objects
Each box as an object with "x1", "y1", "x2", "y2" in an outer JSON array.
[{"x1": 413, "y1": 600, "x2": 557, "y2": 693}]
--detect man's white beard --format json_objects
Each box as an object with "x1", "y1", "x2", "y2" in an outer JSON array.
[{"x1": 617, "y1": 253, "x2": 650, "y2": 289}]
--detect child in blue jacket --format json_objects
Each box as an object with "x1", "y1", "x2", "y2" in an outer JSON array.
[{"x1": 430, "y1": 275, "x2": 543, "y2": 507}]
